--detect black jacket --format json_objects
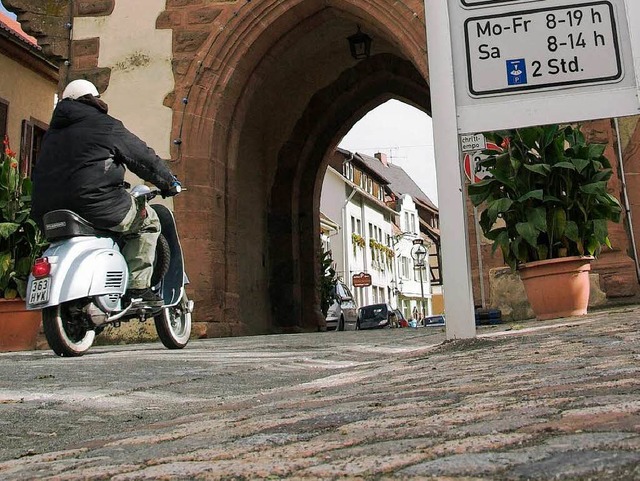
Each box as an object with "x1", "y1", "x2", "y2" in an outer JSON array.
[{"x1": 32, "y1": 99, "x2": 175, "y2": 228}]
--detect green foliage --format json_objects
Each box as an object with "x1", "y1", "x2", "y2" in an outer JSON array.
[
  {"x1": 468, "y1": 125, "x2": 621, "y2": 271},
  {"x1": 0, "y1": 140, "x2": 46, "y2": 299},
  {"x1": 351, "y1": 232, "x2": 365, "y2": 255},
  {"x1": 319, "y1": 250, "x2": 337, "y2": 316}
]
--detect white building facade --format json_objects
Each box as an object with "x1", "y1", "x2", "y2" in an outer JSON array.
[
  {"x1": 320, "y1": 157, "x2": 397, "y2": 309},
  {"x1": 321, "y1": 149, "x2": 441, "y2": 320},
  {"x1": 392, "y1": 195, "x2": 434, "y2": 320}
]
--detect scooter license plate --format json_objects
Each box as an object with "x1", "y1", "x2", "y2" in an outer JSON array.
[{"x1": 29, "y1": 278, "x2": 51, "y2": 305}]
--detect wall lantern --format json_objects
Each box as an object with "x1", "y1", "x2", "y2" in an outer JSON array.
[{"x1": 347, "y1": 25, "x2": 372, "y2": 60}]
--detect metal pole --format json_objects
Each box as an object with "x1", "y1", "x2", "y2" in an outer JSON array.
[
  {"x1": 473, "y1": 206, "x2": 486, "y2": 308},
  {"x1": 418, "y1": 265, "x2": 426, "y2": 321},
  {"x1": 614, "y1": 117, "x2": 640, "y2": 282},
  {"x1": 425, "y1": 0, "x2": 476, "y2": 339}
]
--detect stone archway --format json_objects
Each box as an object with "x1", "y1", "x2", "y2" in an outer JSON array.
[
  {"x1": 164, "y1": 1, "x2": 432, "y2": 335},
  {"x1": 6, "y1": 0, "x2": 433, "y2": 336}
]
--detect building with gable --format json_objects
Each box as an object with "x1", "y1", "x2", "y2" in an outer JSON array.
[{"x1": 0, "y1": 11, "x2": 58, "y2": 174}]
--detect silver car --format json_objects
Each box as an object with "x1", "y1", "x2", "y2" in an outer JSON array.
[{"x1": 325, "y1": 282, "x2": 358, "y2": 331}]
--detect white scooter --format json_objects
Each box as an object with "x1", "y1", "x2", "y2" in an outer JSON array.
[{"x1": 25, "y1": 185, "x2": 193, "y2": 357}]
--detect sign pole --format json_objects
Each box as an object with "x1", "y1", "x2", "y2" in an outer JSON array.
[{"x1": 425, "y1": 0, "x2": 476, "y2": 339}]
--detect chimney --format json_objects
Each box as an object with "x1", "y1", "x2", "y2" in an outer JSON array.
[{"x1": 375, "y1": 152, "x2": 388, "y2": 166}]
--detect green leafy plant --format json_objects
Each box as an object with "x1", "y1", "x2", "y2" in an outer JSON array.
[
  {"x1": 0, "y1": 136, "x2": 45, "y2": 299},
  {"x1": 351, "y1": 232, "x2": 365, "y2": 255},
  {"x1": 319, "y1": 250, "x2": 338, "y2": 316},
  {"x1": 468, "y1": 125, "x2": 621, "y2": 271},
  {"x1": 382, "y1": 245, "x2": 394, "y2": 266}
]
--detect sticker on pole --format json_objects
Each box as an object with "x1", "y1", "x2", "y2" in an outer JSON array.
[
  {"x1": 464, "y1": 1, "x2": 623, "y2": 96},
  {"x1": 463, "y1": 141, "x2": 501, "y2": 183},
  {"x1": 460, "y1": 133, "x2": 486, "y2": 152}
]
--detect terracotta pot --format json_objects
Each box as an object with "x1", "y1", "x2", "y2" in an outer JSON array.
[
  {"x1": 519, "y1": 256, "x2": 593, "y2": 321},
  {"x1": 0, "y1": 299, "x2": 42, "y2": 352}
]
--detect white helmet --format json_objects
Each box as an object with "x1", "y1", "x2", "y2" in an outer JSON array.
[{"x1": 62, "y1": 79, "x2": 99, "y2": 100}]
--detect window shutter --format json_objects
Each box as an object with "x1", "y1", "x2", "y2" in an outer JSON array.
[{"x1": 20, "y1": 119, "x2": 34, "y2": 176}]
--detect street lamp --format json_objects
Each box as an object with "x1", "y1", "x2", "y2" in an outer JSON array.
[
  {"x1": 410, "y1": 239, "x2": 428, "y2": 321},
  {"x1": 347, "y1": 25, "x2": 372, "y2": 60}
]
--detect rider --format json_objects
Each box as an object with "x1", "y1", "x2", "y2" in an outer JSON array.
[{"x1": 31, "y1": 79, "x2": 181, "y2": 307}]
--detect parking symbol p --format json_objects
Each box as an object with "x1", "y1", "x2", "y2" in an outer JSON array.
[{"x1": 506, "y1": 59, "x2": 527, "y2": 86}]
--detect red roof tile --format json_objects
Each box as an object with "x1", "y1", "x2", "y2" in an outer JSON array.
[{"x1": 0, "y1": 11, "x2": 38, "y2": 48}]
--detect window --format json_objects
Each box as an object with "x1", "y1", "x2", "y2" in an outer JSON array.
[
  {"x1": 343, "y1": 161, "x2": 354, "y2": 181},
  {"x1": 351, "y1": 216, "x2": 362, "y2": 235},
  {"x1": 20, "y1": 119, "x2": 47, "y2": 177},
  {"x1": 368, "y1": 222, "x2": 373, "y2": 239},
  {"x1": 401, "y1": 256, "x2": 409, "y2": 278}
]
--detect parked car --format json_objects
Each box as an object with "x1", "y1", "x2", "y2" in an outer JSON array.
[
  {"x1": 325, "y1": 281, "x2": 358, "y2": 331},
  {"x1": 356, "y1": 303, "x2": 402, "y2": 330},
  {"x1": 422, "y1": 314, "x2": 445, "y2": 327}
]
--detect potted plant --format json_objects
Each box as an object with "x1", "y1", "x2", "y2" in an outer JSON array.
[
  {"x1": 0, "y1": 136, "x2": 46, "y2": 351},
  {"x1": 468, "y1": 124, "x2": 622, "y2": 320}
]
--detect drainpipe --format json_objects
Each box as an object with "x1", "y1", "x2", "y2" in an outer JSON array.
[{"x1": 614, "y1": 118, "x2": 640, "y2": 282}]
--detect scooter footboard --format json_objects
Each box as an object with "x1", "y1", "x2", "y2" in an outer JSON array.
[{"x1": 27, "y1": 238, "x2": 129, "y2": 310}]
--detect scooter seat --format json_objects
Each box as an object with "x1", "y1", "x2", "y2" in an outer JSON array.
[{"x1": 43, "y1": 210, "x2": 113, "y2": 241}]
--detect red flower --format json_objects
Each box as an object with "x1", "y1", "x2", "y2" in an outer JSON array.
[{"x1": 3, "y1": 134, "x2": 16, "y2": 157}]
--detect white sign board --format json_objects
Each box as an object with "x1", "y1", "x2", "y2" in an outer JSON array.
[
  {"x1": 465, "y1": 3, "x2": 622, "y2": 96},
  {"x1": 448, "y1": 0, "x2": 640, "y2": 133}
]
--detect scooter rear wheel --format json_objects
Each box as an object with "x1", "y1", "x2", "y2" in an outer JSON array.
[
  {"x1": 154, "y1": 292, "x2": 191, "y2": 349},
  {"x1": 42, "y1": 303, "x2": 95, "y2": 357}
]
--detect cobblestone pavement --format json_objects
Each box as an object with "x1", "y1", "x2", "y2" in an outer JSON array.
[{"x1": 0, "y1": 306, "x2": 639, "y2": 480}]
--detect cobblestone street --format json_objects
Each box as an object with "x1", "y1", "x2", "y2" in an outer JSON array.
[{"x1": 0, "y1": 307, "x2": 639, "y2": 480}]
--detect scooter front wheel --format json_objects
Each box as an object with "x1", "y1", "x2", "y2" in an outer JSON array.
[
  {"x1": 154, "y1": 292, "x2": 191, "y2": 349},
  {"x1": 42, "y1": 303, "x2": 96, "y2": 357}
]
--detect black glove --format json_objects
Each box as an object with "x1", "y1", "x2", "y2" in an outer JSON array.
[{"x1": 161, "y1": 176, "x2": 182, "y2": 198}]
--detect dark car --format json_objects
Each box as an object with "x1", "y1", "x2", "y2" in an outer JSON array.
[
  {"x1": 356, "y1": 303, "x2": 400, "y2": 330},
  {"x1": 422, "y1": 314, "x2": 445, "y2": 327}
]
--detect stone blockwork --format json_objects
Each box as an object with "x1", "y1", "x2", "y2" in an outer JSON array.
[{"x1": 9, "y1": 0, "x2": 640, "y2": 337}]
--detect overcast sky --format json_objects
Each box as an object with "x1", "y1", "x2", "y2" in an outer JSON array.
[
  {"x1": 0, "y1": 3, "x2": 437, "y2": 205},
  {"x1": 339, "y1": 100, "x2": 438, "y2": 205},
  {"x1": 0, "y1": 2, "x2": 13, "y2": 18}
]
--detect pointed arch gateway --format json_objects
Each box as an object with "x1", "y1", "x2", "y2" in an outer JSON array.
[{"x1": 170, "y1": 0, "x2": 432, "y2": 334}]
